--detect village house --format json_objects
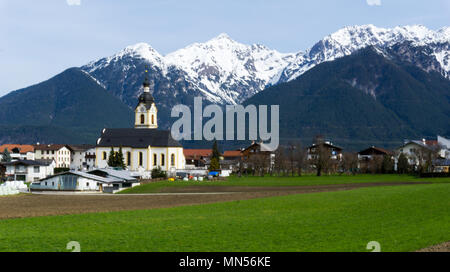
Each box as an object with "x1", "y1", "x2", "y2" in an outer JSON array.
[
  {"x1": 34, "y1": 144, "x2": 72, "y2": 168},
  {"x1": 184, "y1": 149, "x2": 212, "y2": 169},
  {"x1": 2, "y1": 159, "x2": 55, "y2": 183},
  {"x1": 307, "y1": 140, "x2": 343, "y2": 161},
  {"x1": 95, "y1": 71, "x2": 185, "y2": 177},
  {"x1": 222, "y1": 150, "x2": 243, "y2": 171},
  {"x1": 68, "y1": 144, "x2": 95, "y2": 171},
  {"x1": 242, "y1": 142, "x2": 275, "y2": 171},
  {"x1": 437, "y1": 135, "x2": 450, "y2": 159},
  {"x1": 358, "y1": 146, "x2": 393, "y2": 171},
  {"x1": 396, "y1": 139, "x2": 438, "y2": 166},
  {"x1": 0, "y1": 144, "x2": 35, "y2": 161},
  {"x1": 433, "y1": 159, "x2": 450, "y2": 173}
]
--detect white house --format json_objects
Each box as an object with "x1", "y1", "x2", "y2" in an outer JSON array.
[
  {"x1": 2, "y1": 159, "x2": 55, "y2": 183},
  {"x1": 68, "y1": 145, "x2": 96, "y2": 171},
  {"x1": 0, "y1": 144, "x2": 35, "y2": 161},
  {"x1": 437, "y1": 135, "x2": 450, "y2": 159},
  {"x1": 95, "y1": 72, "x2": 185, "y2": 177},
  {"x1": 34, "y1": 144, "x2": 72, "y2": 168}
]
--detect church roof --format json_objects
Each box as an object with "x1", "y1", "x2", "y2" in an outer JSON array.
[{"x1": 96, "y1": 128, "x2": 182, "y2": 148}]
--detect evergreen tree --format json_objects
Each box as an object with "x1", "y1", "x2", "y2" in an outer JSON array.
[
  {"x1": 116, "y1": 146, "x2": 125, "y2": 169},
  {"x1": 107, "y1": 147, "x2": 116, "y2": 167},
  {"x1": 1, "y1": 148, "x2": 12, "y2": 163},
  {"x1": 381, "y1": 155, "x2": 394, "y2": 174},
  {"x1": 209, "y1": 157, "x2": 220, "y2": 171},
  {"x1": 397, "y1": 153, "x2": 409, "y2": 174},
  {"x1": 210, "y1": 141, "x2": 221, "y2": 170}
]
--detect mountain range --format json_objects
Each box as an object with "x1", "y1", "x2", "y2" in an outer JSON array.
[
  {"x1": 0, "y1": 24, "x2": 449, "y2": 149},
  {"x1": 82, "y1": 24, "x2": 450, "y2": 107}
]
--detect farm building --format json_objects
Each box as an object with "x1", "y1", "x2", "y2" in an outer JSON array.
[{"x1": 30, "y1": 169, "x2": 139, "y2": 193}]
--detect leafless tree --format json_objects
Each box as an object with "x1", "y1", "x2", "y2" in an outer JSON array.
[
  {"x1": 340, "y1": 152, "x2": 359, "y2": 175},
  {"x1": 311, "y1": 143, "x2": 332, "y2": 176},
  {"x1": 294, "y1": 142, "x2": 307, "y2": 176}
]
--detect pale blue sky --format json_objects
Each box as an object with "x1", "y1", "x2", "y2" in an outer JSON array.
[{"x1": 1, "y1": 0, "x2": 449, "y2": 96}]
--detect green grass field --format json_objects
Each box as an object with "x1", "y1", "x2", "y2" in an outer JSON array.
[
  {"x1": 118, "y1": 174, "x2": 450, "y2": 194},
  {"x1": 1, "y1": 183, "x2": 448, "y2": 252}
]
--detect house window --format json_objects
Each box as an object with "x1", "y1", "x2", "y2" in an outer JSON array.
[
  {"x1": 127, "y1": 152, "x2": 131, "y2": 166},
  {"x1": 171, "y1": 154, "x2": 175, "y2": 166},
  {"x1": 102, "y1": 152, "x2": 107, "y2": 160},
  {"x1": 86, "y1": 182, "x2": 90, "y2": 187},
  {"x1": 140, "y1": 114, "x2": 145, "y2": 124},
  {"x1": 161, "y1": 154, "x2": 165, "y2": 166},
  {"x1": 34, "y1": 166, "x2": 40, "y2": 173},
  {"x1": 139, "y1": 152, "x2": 143, "y2": 166},
  {"x1": 45, "y1": 182, "x2": 48, "y2": 186}
]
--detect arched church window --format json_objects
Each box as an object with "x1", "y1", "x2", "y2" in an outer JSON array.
[
  {"x1": 153, "y1": 154, "x2": 157, "y2": 166},
  {"x1": 102, "y1": 152, "x2": 107, "y2": 160},
  {"x1": 151, "y1": 115, "x2": 154, "y2": 124},
  {"x1": 127, "y1": 152, "x2": 131, "y2": 166},
  {"x1": 161, "y1": 154, "x2": 165, "y2": 166},
  {"x1": 140, "y1": 114, "x2": 145, "y2": 124},
  {"x1": 171, "y1": 154, "x2": 175, "y2": 166},
  {"x1": 139, "y1": 152, "x2": 143, "y2": 166}
]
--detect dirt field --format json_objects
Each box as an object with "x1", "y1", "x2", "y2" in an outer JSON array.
[
  {"x1": 0, "y1": 182, "x2": 426, "y2": 220},
  {"x1": 417, "y1": 241, "x2": 450, "y2": 252}
]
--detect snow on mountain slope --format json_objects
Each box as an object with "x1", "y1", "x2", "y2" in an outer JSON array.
[
  {"x1": 278, "y1": 24, "x2": 450, "y2": 83},
  {"x1": 84, "y1": 43, "x2": 167, "y2": 74},
  {"x1": 82, "y1": 25, "x2": 449, "y2": 107},
  {"x1": 83, "y1": 34, "x2": 294, "y2": 105},
  {"x1": 165, "y1": 33, "x2": 294, "y2": 104}
]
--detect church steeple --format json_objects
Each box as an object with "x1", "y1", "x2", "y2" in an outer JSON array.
[{"x1": 135, "y1": 66, "x2": 158, "y2": 129}]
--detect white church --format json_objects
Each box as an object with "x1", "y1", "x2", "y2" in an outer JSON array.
[{"x1": 95, "y1": 70, "x2": 185, "y2": 175}]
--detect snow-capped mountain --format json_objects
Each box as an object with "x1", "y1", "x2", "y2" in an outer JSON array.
[
  {"x1": 83, "y1": 34, "x2": 294, "y2": 105},
  {"x1": 165, "y1": 33, "x2": 294, "y2": 104},
  {"x1": 82, "y1": 24, "x2": 449, "y2": 110},
  {"x1": 278, "y1": 24, "x2": 450, "y2": 82}
]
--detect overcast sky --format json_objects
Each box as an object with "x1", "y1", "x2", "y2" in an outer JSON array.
[{"x1": 1, "y1": 0, "x2": 449, "y2": 96}]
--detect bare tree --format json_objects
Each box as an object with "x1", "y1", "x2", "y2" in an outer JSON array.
[
  {"x1": 412, "y1": 145, "x2": 441, "y2": 174},
  {"x1": 294, "y1": 142, "x2": 307, "y2": 176},
  {"x1": 341, "y1": 152, "x2": 359, "y2": 175},
  {"x1": 274, "y1": 146, "x2": 287, "y2": 176},
  {"x1": 311, "y1": 143, "x2": 332, "y2": 176}
]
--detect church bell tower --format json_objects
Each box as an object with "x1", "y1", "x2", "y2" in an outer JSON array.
[{"x1": 135, "y1": 68, "x2": 158, "y2": 129}]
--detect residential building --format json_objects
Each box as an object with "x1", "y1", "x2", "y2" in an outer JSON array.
[
  {"x1": 437, "y1": 135, "x2": 450, "y2": 159},
  {"x1": 0, "y1": 144, "x2": 35, "y2": 161},
  {"x1": 242, "y1": 142, "x2": 275, "y2": 171},
  {"x1": 396, "y1": 140, "x2": 437, "y2": 166},
  {"x1": 222, "y1": 150, "x2": 243, "y2": 171},
  {"x1": 433, "y1": 159, "x2": 450, "y2": 173},
  {"x1": 34, "y1": 144, "x2": 72, "y2": 168},
  {"x1": 68, "y1": 144, "x2": 95, "y2": 171},
  {"x1": 1, "y1": 159, "x2": 55, "y2": 182},
  {"x1": 358, "y1": 146, "x2": 392, "y2": 171},
  {"x1": 184, "y1": 149, "x2": 212, "y2": 168},
  {"x1": 307, "y1": 141, "x2": 343, "y2": 161}
]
